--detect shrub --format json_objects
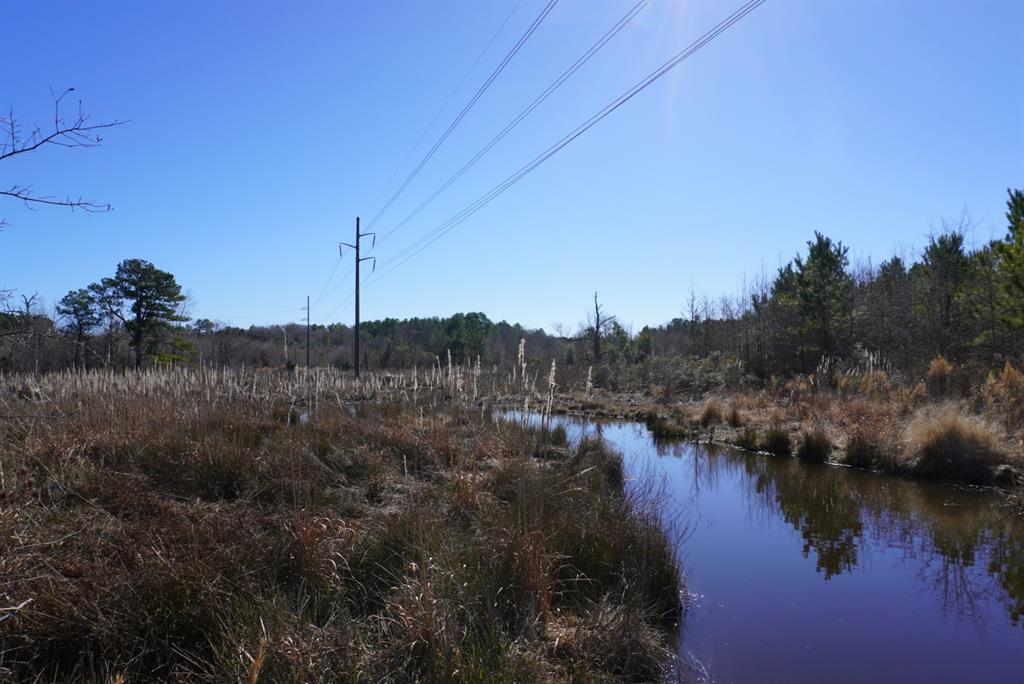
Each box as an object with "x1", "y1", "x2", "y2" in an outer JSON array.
[
  {"x1": 902, "y1": 404, "x2": 1007, "y2": 484},
  {"x1": 796, "y1": 430, "x2": 832, "y2": 463},
  {"x1": 760, "y1": 427, "x2": 791, "y2": 456},
  {"x1": 925, "y1": 356, "x2": 954, "y2": 398}
]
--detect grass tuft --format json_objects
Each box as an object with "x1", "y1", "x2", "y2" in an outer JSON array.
[
  {"x1": 760, "y1": 426, "x2": 792, "y2": 457},
  {"x1": 842, "y1": 429, "x2": 884, "y2": 470},
  {"x1": 796, "y1": 430, "x2": 832, "y2": 463},
  {"x1": 902, "y1": 404, "x2": 1008, "y2": 484}
]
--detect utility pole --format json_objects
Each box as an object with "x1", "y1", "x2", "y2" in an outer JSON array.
[
  {"x1": 340, "y1": 216, "x2": 375, "y2": 379},
  {"x1": 305, "y1": 295, "x2": 310, "y2": 368}
]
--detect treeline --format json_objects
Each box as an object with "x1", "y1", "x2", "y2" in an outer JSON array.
[
  {"x1": 3, "y1": 189, "x2": 1022, "y2": 383},
  {"x1": 657, "y1": 188, "x2": 1024, "y2": 380}
]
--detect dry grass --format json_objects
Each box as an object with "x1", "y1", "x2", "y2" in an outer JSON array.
[
  {"x1": 760, "y1": 427, "x2": 792, "y2": 457},
  {"x1": 0, "y1": 371, "x2": 682, "y2": 682},
  {"x1": 699, "y1": 401, "x2": 723, "y2": 427},
  {"x1": 842, "y1": 429, "x2": 884, "y2": 470},
  {"x1": 926, "y1": 356, "x2": 955, "y2": 399},
  {"x1": 983, "y1": 362, "x2": 1024, "y2": 433},
  {"x1": 902, "y1": 404, "x2": 1009, "y2": 484},
  {"x1": 796, "y1": 430, "x2": 832, "y2": 464}
]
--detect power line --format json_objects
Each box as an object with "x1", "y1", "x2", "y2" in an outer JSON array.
[
  {"x1": 364, "y1": 0, "x2": 523, "y2": 218},
  {"x1": 316, "y1": 263, "x2": 355, "y2": 321},
  {"x1": 311, "y1": 254, "x2": 342, "y2": 310},
  {"x1": 366, "y1": 0, "x2": 765, "y2": 288},
  {"x1": 310, "y1": 3, "x2": 524, "y2": 314},
  {"x1": 377, "y1": 0, "x2": 650, "y2": 246},
  {"x1": 364, "y1": 0, "x2": 558, "y2": 231}
]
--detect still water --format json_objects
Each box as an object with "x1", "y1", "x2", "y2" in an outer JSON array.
[{"x1": 526, "y1": 415, "x2": 1023, "y2": 683}]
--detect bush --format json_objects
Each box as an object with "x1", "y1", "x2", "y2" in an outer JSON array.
[
  {"x1": 796, "y1": 430, "x2": 831, "y2": 463},
  {"x1": 902, "y1": 404, "x2": 1007, "y2": 484},
  {"x1": 760, "y1": 427, "x2": 791, "y2": 456}
]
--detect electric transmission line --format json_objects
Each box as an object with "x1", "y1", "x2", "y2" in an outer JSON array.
[
  {"x1": 310, "y1": 2, "x2": 524, "y2": 315},
  {"x1": 366, "y1": 0, "x2": 765, "y2": 288},
  {"x1": 376, "y1": 0, "x2": 650, "y2": 245},
  {"x1": 364, "y1": 0, "x2": 558, "y2": 231}
]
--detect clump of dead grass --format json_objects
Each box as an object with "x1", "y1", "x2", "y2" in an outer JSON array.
[
  {"x1": 796, "y1": 430, "x2": 832, "y2": 463},
  {"x1": 902, "y1": 404, "x2": 1009, "y2": 484}
]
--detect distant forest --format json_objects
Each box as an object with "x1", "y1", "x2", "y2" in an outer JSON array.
[{"x1": 3, "y1": 189, "x2": 1022, "y2": 384}]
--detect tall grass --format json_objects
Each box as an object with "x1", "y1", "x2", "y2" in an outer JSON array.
[
  {"x1": 0, "y1": 370, "x2": 681, "y2": 681},
  {"x1": 902, "y1": 404, "x2": 1009, "y2": 484}
]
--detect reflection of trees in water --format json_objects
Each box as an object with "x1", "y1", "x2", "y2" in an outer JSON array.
[
  {"x1": 763, "y1": 460, "x2": 862, "y2": 579},
  {"x1": 987, "y1": 528, "x2": 1024, "y2": 626},
  {"x1": 667, "y1": 441, "x2": 1024, "y2": 628}
]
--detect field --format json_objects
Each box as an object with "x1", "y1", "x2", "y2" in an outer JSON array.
[{"x1": 0, "y1": 369, "x2": 681, "y2": 682}]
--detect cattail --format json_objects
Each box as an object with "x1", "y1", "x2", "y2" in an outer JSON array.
[
  {"x1": 545, "y1": 359, "x2": 556, "y2": 422},
  {"x1": 585, "y1": 366, "x2": 593, "y2": 400}
]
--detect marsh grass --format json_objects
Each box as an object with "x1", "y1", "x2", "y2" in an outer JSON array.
[
  {"x1": 842, "y1": 429, "x2": 885, "y2": 470},
  {"x1": 902, "y1": 404, "x2": 1009, "y2": 485},
  {"x1": 796, "y1": 430, "x2": 832, "y2": 463},
  {"x1": 0, "y1": 370, "x2": 681, "y2": 682},
  {"x1": 760, "y1": 426, "x2": 792, "y2": 457}
]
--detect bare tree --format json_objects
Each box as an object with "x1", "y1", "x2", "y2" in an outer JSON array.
[
  {"x1": 585, "y1": 291, "x2": 616, "y2": 363},
  {"x1": 1, "y1": 88, "x2": 124, "y2": 227}
]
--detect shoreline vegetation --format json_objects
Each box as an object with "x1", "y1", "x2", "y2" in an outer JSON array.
[
  {"x1": 1, "y1": 346, "x2": 1021, "y2": 680},
  {"x1": 545, "y1": 360, "x2": 1023, "y2": 495},
  {"x1": 0, "y1": 369, "x2": 682, "y2": 682}
]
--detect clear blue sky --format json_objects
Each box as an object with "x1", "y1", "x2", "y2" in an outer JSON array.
[{"x1": 2, "y1": 0, "x2": 1021, "y2": 332}]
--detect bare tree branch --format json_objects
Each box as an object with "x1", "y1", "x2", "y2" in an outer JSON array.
[{"x1": 1, "y1": 88, "x2": 125, "y2": 219}]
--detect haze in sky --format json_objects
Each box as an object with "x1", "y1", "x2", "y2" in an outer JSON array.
[{"x1": 2, "y1": 0, "x2": 1021, "y2": 332}]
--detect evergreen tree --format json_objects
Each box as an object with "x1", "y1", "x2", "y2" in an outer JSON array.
[
  {"x1": 793, "y1": 232, "x2": 853, "y2": 359},
  {"x1": 56, "y1": 288, "x2": 102, "y2": 369},
  {"x1": 91, "y1": 259, "x2": 187, "y2": 369},
  {"x1": 995, "y1": 188, "x2": 1024, "y2": 328}
]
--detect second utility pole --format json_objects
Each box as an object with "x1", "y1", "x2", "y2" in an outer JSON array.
[{"x1": 341, "y1": 216, "x2": 375, "y2": 379}]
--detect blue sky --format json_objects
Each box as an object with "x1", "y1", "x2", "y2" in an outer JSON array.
[{"x1": 2, "y1": 0, "x2": 1021, "y2": 332}]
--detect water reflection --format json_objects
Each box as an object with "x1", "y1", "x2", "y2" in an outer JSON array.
[{"x1": 655, "y1": 438, "x2": 1024, "y2": 629}]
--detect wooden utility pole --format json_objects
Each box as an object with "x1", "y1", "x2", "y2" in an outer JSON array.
[
  {"x1": 341, "y1": 216, "x2": 375, "y2": 378},
  {"x1": 305, "y1": 295, "x2": 310, "y2": 368}
]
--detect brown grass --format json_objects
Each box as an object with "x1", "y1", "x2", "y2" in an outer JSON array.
[
  {"x1": 902, "y1": 404, "x2": 1009, "y2": 484},
  {"x1": 983, "y1": 361, "x2": 1024, "y2": 432},
  {"x1": 760, "y1": 426, "x2": 792, "y2": 457},
  {"x1": 926, "y1": 356, "x2": 955, "y2": 398},
  {"x1": 699, "y1": 400, "x2": 724, "y2": 427},
  {"x1": 796, "y1": 430, "x2": 832, "y2": 463},
  {"x1": 0, "y1": 373, "x2": 682, "y2": 682}
]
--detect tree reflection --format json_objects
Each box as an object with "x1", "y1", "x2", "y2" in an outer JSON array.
[{"x1": 653, "y1": 436, "x2": 1024, "y2": 629}]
